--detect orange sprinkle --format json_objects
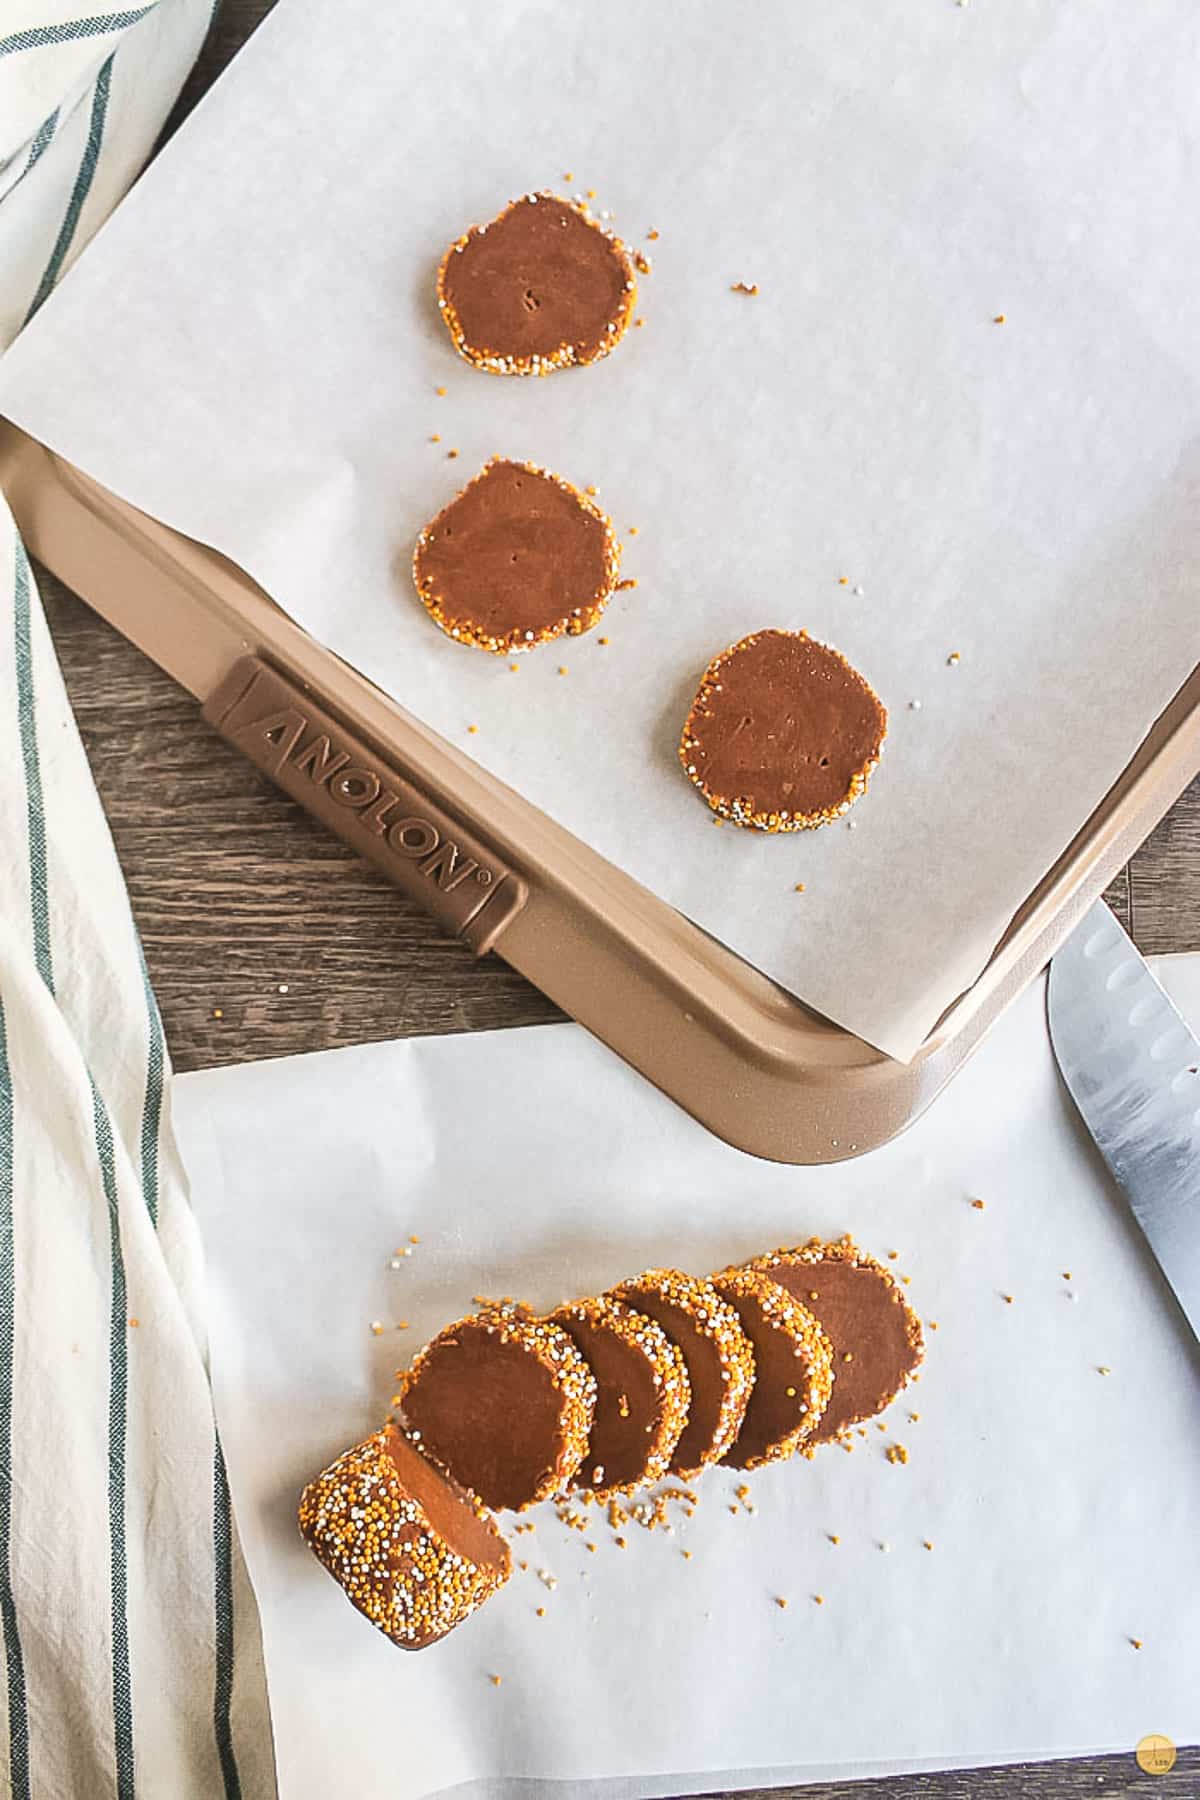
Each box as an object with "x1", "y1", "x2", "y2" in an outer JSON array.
[
  {"x1": 1130, "y1": 1638, "x2": 1143, "y2": 1650},
  {"x1": 886, "y1": 1442, "x2": 909, "y2": 1466},
  {"x1": 838, "y1": 576, "x2": 849, "y2": 586},
  {"x1": 212, "y1": 1008, "x2": 224, "y2": 1019},
  {"x1": 128, "y1": 1318, "x2": 139, "y2": 1329},
  {"x1": 794, "y1": 883, "x2": 806, "y2": 894},
  {"x1": 876, "y1": 1421, "x2": 888, "y2": 1433},
  {"x1": 1062, "y1": 1272, "x2": 1072, "y2": 1280},
  {"x1": 887, "y1": 1251, "x2": 899, "y2": 1260},
  {"x1": 585, "y1": 484, "x2": 598, "y2": 495},
  {"x1": 813, "y1": 1594, "x2": 825, "y2": 1605},
  {"x1": 614, "y1": 1536, "x2": 627, "y2": 1549},
  {"x1": 842, "y1": 1352, "x2": 854, "y2": 1363},
  {"x1": 489, "y1": 1674, "x2": 502, "y2": 1687},
  {"x1": 467, "y1": 724, "x2": 478, "y2": 735},
  {"x1": 647, "y1": 229, "x2": 659, "y2": 240},
  {"x1": 536, "y1": 1605, "x2": 545, "y2": 1616},
  {"x1": 628, "y1": 525, "x2": 639, "y2": 534},
  {"x1": 563, "y1": 171, "x2": 574, "y2": 182},
  {"x1": 993, "y1": 313, "x2": 1007, "y2": 324},
  {"x1": 614, "y1": 578, "x2": 638, "y2": 590},
  {"x1": 681, "y1": 1549, "x2": 693, "y2": 1560},
  {"x1": 597, "y1": 637, "x2": 610, "y2": 646},
  {"x1": 431, "y1": 434, "x2": 441, "y2": 443},
  {"x1": 909, "y1": 1412, "x2": 921, "y2": 1423},
  {"x1": 728, "y1": 1505, "x2": 739, "y2": 1516},
  {"x1": 923, "y1": 1540, "x2": 934, "y2": 1551},
  {"x1": 409, "y1": 1235, "x2": 420, "y2": 1244},
  {"x1": 971, "y1": 1198, "x2": 985, "y2": 1210},
  {"x1": 775, "y1": 1596, "x2": 788, "y2": 1610},
  {"x1": 730, "y1": 281, "x2": 759, "y2": 296},
  {"x1": 1002, "y1": 1293, "x2": 1014, "y2": 1304},
  {"x1": 396, "y1": 1321, "x2": 409, "y2": 1331},
  {"x1": 370, "y1": 1322, "x2": 384, "y2": 1337},
  {"x1": 557, "y1": 665, "x2": 569, "y2": 676},
  {"x1": 436, "y1": 386, "x2": 447, "y2": 396},
  {"x1": 634, "y1": 317, "x2": 645, "y2": 328},
  {"x1": 509, "y1": 663, "x2": 519, "y2": 672},
  {"x1": 828, "y1": 1535, "x2": 840, "y2": 1546},
  {"x1": 586, "y1": 188, "x2": 596, "y2": 198},
  {"x1": 447, "y1": 449, "x2": 459, "y2": 459},
  {"x1": 785, "y1": 1386, "x2": 796, "y2": 1397},
  {"x1": 928, "y1": 1318, "x2": 938, "y2": 1329}
]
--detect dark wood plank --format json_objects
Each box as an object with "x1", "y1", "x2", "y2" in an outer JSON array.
[{"x1": 26, "y1": 4, "x2": 1199, "y2": 1795}]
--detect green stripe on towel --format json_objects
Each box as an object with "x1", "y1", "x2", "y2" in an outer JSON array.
[
  {"x1": 13, "y1": 544, "x2": 51, "y2": 993},
  {"x1": 0, "y1": 1003, "x2": 31, "y2": 1800},
  {"x1": 0, "y1": 10, "x2": 154, "y2": 58},
  {"x1": 23, "y1": 51, "x2": 114, "y2": 325}
]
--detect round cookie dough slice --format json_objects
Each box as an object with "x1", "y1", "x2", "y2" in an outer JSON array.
[
  {"x1": 399, "y1": 1306, "x2": 596, "y2": 1511},
  {"x1": 550, "y1": 1296, "x2": 691, "y2": 1496},
  {"x1": 609, "y1": 1270, "x2": 755, "y2": 1479},
  {"x1": 679, "y1": 629, "x2": 887, "y2": 831},
  {"x1": 746, "y1": 1238, "x2": 923, "y2": 1445},
  {"x1": 413, "y1": 456, "x2": 621, "y2": 654},
  {"x1": 437, "y1": 191, "x2": 638, "y2": 376},
  {"x1": 298, "y1": 1425, "x2": 511, "y2": 1650},
  {"x1": 709, "y1": 1267, "x2": 834, "y2": 1469}
]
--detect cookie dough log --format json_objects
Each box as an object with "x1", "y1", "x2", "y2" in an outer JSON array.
[
  {"x1": 437, "y1": 192, "x2": 638, "y2": 375},
  {"x1": 298, "y1": 1426, "x2": 511, "y2": 1650},
  {"x1": 679, "y1": 629, "x2": 887, "y2": 831},
  {"x1": 709, "y1": 1267, "x2": 834, "y2": 1469},
  {"x1": 399, "y1": 1306, "x2": 597, "y2": 1511},
  {"x1": 413, "y1": 457, "x2": 621, "y2": 654},
  {"x1": 550, "y1": 1296, "x2": 691, "y2": 1496},
  {"x1": 609, "y1": 1270, "x2": 755, "y2": 1479},
  {"x1": 747, "y1": 1238, "x2": 923, "y2": 1446}
]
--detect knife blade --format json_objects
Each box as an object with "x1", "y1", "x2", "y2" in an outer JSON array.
[{"x1": 1048, "y1": 900, "x2": 1200, "y2": 1340}]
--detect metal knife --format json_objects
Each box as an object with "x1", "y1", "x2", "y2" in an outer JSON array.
[{"x1": 1048, "y1": 899, "x2": 1200, "y2": 1341}]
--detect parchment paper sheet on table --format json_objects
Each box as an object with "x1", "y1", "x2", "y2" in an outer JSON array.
[{"x1": 172, "y1": 960, "x2": 1200, "y2": 1800}]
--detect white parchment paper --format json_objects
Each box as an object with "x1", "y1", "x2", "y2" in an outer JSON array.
[
  {"x1": 171, "y1": 962, "x2": 1200, "y2": 1800},
  {"x1": 3, "y1": 0, "x2": 1199, "y2": 1058}
]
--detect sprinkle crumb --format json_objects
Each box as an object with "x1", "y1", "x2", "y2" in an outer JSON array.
[
  {"x1": 775, "y1": 1596, "x2": 788, "y2": 1610},
  {"x1": 682, "y1": 1549, "x2": 693, "y2": 1560},
  {"x1": 923, "y1": 1540, "x2": 934, "y2": 1551},
  {"x1": 828, "y1": 1534, "x2": 839, "y2": 1545},
  {"x1": 1098, "y1": 1365, "x2": 1111, "y2": 1376},
  {"x1": 993, "y1": 313, "x2": 1006, "y2": 324},
  {"x1": 971, "y1": 1198, "x2": 985, "y2": 1210},
  {"x1": 447, "y1": 448, "x2": 459, "y2": 459},
  {"x1": 909, "y1": 1412, "x2": 920, "y2": 1423},
  {"x1": 947, "y1": 651, "x2": 961, "y2": 665},
  {"x1": 794, "y1": 883, "x2": 806, "y2": 893},
  {"x1": 370, "y1": 1321, "x2": 384, "y2": 1336},
  {"x1": 1002, "y1": 1294, "x2": 1014, "y2": 1305},
  {"x1": 489, "y1": 1674, "x2": 502, "y2": 1687},
  {"x1": 1130, "y1": 1638, "x2": 1143, "y2": 1650},
  {"x1": 728, "y1": 1504, "x2": 739, "y2": 1516},
  {"x1": 886, "y1": 1443, "x2": 909, "y2": 1465},
  {"x1": 1062, "y1": 1272, "x2": 1072, "y2": 1280},
  {"x1": 731, "y1": 281, "x2": 759, "y2": 295},
  {"x1": 614, "y1": 1536, "x2": 626, "y2": 1549},
  {"x1": 813, "y1": 1594, "x2": 824, "y2": 1605}
]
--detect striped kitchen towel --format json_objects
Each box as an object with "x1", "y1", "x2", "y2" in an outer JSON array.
[{"x1": 1, "y1": 5, "x2": 275, "y2": 1796}]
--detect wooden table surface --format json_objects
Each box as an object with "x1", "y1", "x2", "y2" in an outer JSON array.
[{"x1": 33, "y1": 6, "x2": 1200, "y2": 1795}]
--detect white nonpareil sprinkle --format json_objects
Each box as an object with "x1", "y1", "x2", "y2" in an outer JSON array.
[{"x1": 909, "y1": 699, "x2": 922, "y2": 711}]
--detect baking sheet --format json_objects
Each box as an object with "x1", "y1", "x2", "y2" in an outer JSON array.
[
  {"x1": 3, "y1": 0, "x2": 1200, "y2": 1059},
  {"x1": 171, "y1": 961, "x2": 1200, "y2": 1800}
]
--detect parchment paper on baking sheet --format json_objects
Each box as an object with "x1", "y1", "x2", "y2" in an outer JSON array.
[{"x1": 3, "y1": 0, "x2": 1199, "y2": 1057}]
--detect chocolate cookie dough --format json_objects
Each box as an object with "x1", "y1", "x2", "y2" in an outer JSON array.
[
  {"x1": 550, "y1": 1296, "x2": 691, "y2": 1496},
  {"x1": 399, "y1": 1306, "x2": 597, "y2": 1510},
  {"x1": 747, "y1": 1238, "x2": 923, "y2": 1445},
  {"x1": 709, "y1": 1267, "x2": 834, "y2": 1469},
  {"x1": 437, "y1": 192, "x2": 638, "y2": 376},
  {"x1": 413, "y1": 456, "x2": 621, "y2": 654},
  {"x1": 679, "y1": 629, "x2": 887, "y2": 831},
  {"x1": 610, "y1": 1270, "x2": 756, "y2": 1479},
  {"x1": 298, "y1": 1426, "x2": 511, "y2": 1650}
]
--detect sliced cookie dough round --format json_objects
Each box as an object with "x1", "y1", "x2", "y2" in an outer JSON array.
[
  {"x1": 437, "y1": 191, "x2": 638, "y2": 376},
  {"x1": 298, "y1": 1425, "x2": 511, "y2": 1650},
  {"x1": 679, "y1": 629, "x2": 887, "y2": 831},
  {"x1": 399, "y1": 1306, "x2": 596, "y2": 1510},
  {"x1": 747, "y1": 1238, "x2": 923, "y2": 1445},
  {"x1": 413, "y1": 456, "x2": 621, "y2": 654},
  {"x1": 550, "y1": 1296, "x2": 691, "y2": 1496},
  {"x1": 609, "y1": 1269, "x2": 755, "y2": 1479},
  {"x1": 709, "y1": 1267, "x2": 834, "y2": 1469}
]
